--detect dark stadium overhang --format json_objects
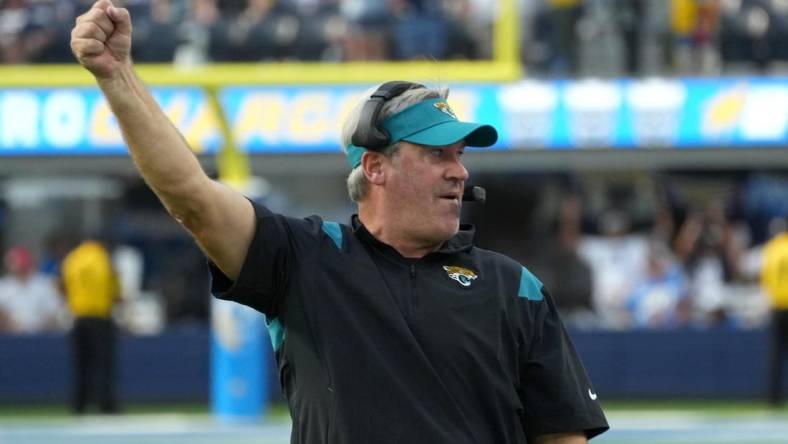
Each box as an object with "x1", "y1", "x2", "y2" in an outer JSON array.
[{"x1": 1, "y1": 147, "x2": 785, "y2": 179}]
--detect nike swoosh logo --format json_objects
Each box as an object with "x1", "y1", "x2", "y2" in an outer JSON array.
[{"x1": 588, "y1": 389, "x2": 598, "y2": 400}]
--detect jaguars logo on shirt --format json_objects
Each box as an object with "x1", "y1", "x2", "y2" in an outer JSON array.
[
  {"x1": 443, "y1": 265, "x2": 478, "y2": 287},
  {"x1": 434, "y1": 102, "x2": 457, "y2": 119}
]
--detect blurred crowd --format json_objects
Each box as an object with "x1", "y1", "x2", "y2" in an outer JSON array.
[
  {"x1": 1, "y1": 172, "x2": 787, "y2": 335},
  {"x1": 2, "y1": 0, "x2": 788, "y2": 75},
  {"x1": 0, "y1": 0, "x2": 490, "y2": 64},
  {"x1": 467, "y1": 172, "x2": 788, "y2": 331},
  {"x1": 522, "y1": 0, "x2": 788, "y2": 76}
]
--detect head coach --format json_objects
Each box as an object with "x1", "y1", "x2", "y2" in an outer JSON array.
[{"x1": 71, "y1": 1, "x2": 609, "y2": 442}]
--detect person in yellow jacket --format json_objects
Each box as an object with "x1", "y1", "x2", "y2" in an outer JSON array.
[
  {"x1": 762, "y1": 218, "x2": 788, "y2": 406},
  {"x1": 60, "y1": 238, "x2": 120, "y2": 414}
]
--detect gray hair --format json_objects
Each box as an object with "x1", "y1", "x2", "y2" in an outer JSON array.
[{"x1": 340, "y1": 84, "x2": 450, "y2": 203}]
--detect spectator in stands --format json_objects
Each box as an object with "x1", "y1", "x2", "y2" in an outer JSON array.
[
  {"x1": 388, "y1": 0, "x2": 450, "y2": 60},
  {"x1": 176, "y1": 0, "x2": 220, "y2": 65},
  {"x1": 668, "y1": 0, "x2": 697, "y2": 74},
  {"x1": 28, "y1": 0, "x2": 78, "y2": 63},
  {"x1": 674, "y1": 200, "x2": 746, "y2": 327},
  {"x1": 291, "y1": 0, "x2": 342, "y2": 60},
  {"x1": 542, "y1": 192, "x2": 597, "y2": 328},
  {"x1": 213, "y1": 0, "x2": 300, "y2": 61},
  {"x1": 669, "y1": 0, "x2": 721, "y2": 74},
  {"x1": 0, "y1": 245, "x2": 64, "y2": 334},
  {"x1": 693, "y1": 0, "x2": 721, "y2": 74},
  {"x1": 614, "y1": 0, "x2": 646, "y2": 75},
  {"x1": 579, "y1": 209, "x2": 649, "y2": 329},
  {"x1": 626, "y1": 240, "x2": 689, "y2": 329},
  {"x1": 60, "y1": 236, "x2": 121, "y2": 414},
  {"x1": 337, "y1": 1, "x2": 389, "y2": 61},
  {"x1": 0, "y1": 0, "x2": 32, "y2": 63},
  {"x1": 761, "y1": 216, "x2": 788, "y2": 406},
  {"x1": 719, "y1": 0, "x2": 784, "y2": 72},
  {"x1": 441, "y1": 0, "x2": 485, "y2": 59},
  {"x1": 389, "y1": 0, "x2": 480, "y2": 60},
  {"x1": 131, "y1": 0, "x2": 180, "y2": 62},
  {"x1": 544, "y1": 0, "x2": 583, "y2": 75}
]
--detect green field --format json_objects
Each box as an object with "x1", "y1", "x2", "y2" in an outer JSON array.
[{"x1": 1, "y1": 400, "x2": 787, "y2": 444}]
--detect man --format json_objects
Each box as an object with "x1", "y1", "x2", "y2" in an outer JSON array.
[
  {"x1": 762, "y1": 217, "x2": 788, "y2": 406},
  {"x1": 0, "y1": 245, "x2": 63, "y2": 334},
  {"x1": 71, "y1": 1, "x2": 608, "y2": 442},
  {"x1": 60, "y1": 237, "x2": 120, "y2": 414}
]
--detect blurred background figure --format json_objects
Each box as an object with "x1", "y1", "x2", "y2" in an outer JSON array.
[
  {"x1": 544, "y1": 0, "x2": 583, "y2": 76},
  {"x1": 130, "y1": 0, "x2": 180, "y2": 63},
  {"x1": 60, "y1": 237, "x2": 121, "y2": 415},
  {"x1": 674, "y1": 199, "x2": 747, "y2": 328},
  {"x1": 761, "y1": 217, "x2": 788, "y2": 407},
  {"x1": 614, "y1": 0, "x2": 647, "y2": 75},
  {"x1": 626, "y1": 240, "x2": 689, "y2": 329},
  {"x1": 0, "y1": 245, "x2": 64, "y2": 334},
  {"x1": 579, "y1": 208, "x2": 649, "y2": 329},
  {"x1": 540, "y1": 192, "x2": 597, "y2": 328}
]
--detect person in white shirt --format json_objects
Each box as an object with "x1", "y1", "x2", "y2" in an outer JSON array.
[{"x1": 0, "y1": 246, "x2": 64, "y2": 334}]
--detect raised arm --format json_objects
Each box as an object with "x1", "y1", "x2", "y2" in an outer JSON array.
[{"x1": 71, "y1": 0, "x2": 254, "y2": 280}]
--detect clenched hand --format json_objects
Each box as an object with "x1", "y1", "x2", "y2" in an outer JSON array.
[{"x1": 71, "y1": 0, "x2": 132, "y2": 80}]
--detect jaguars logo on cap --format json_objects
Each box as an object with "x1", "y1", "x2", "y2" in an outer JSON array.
[
  {"x1": 443, "y1": 265, "x2": 478, "y2": 287},
  {"x1": 434, "y1": 102, "x2": 457, "y2": 119}
]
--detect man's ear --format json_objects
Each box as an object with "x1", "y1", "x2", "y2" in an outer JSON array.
[{"x1": 361, "y1": 151, "x2": 386, "y2": 185}]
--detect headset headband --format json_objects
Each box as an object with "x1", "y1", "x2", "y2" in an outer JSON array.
[{"x1": 351, "y1": 81, "x2": 425, "y2": 150}]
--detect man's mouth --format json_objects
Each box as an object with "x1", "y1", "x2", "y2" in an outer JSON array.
[{"x1": 438, "y1": 192, "x2": 461, "y2": 203}]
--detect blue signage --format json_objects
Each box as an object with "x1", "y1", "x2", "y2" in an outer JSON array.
[
  {"x1": 210, "y1": 299, "x2": 271, "y2": 420},
  {"x1": 221, "y1": 78, "x2": 788, "y2": 152},
  {"x1": 0, "y1": 87, "x2": 222, "y2": 155},
  {"x1": 220, "y1": 84, "x2": 506, "y2": 153},
  {"x1": 1, "y1": 78, "x2": 786, "y2": 156},
  {"x1": 495, "y1": 78, "x2": 788, "y2": 149}
]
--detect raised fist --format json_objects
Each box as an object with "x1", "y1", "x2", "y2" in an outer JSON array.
[{"x1": 71, "y1": 0, "x2": 132, "y2": 80}]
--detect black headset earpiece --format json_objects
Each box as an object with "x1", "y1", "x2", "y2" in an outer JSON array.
[{"x1": 351, "y1": 81, "x2": 425, "y2": 150}]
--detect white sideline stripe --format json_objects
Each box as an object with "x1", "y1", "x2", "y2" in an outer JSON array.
[
  {"x1": 0, "y1": 415, "x2": 292, "y2": 442},
  {"x1": 2, "y1": 411, "x2": 788, "y2": 444}
]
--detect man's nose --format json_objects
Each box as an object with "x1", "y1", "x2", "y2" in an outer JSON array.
[{"x1": 447, "y1": 158, "x2": 469, "y2": 182}]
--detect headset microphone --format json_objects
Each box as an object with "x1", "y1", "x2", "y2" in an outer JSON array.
[{"x1": 462, "y1": 186, "x2": 486, "y2": 204}]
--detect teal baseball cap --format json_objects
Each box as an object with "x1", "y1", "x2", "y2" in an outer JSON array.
[{"x1": 346, "y1": 98, "x2": 498, "y2": 169}]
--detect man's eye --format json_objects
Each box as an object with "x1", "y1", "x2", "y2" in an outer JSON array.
[{"x1": 431, "y1": 149, "x2": 443, "y2": 157}]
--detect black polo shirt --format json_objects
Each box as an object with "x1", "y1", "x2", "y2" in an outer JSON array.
[{"x1": 210, "y1": 202, "x2": 608, "y2": 443}]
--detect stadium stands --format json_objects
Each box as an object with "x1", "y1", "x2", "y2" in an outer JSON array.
[{"x1": 1, "y1": 0, "x2": 787, "y2": 74}]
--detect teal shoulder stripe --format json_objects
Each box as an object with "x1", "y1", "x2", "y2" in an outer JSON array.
[
  {"x1": 266, "y1": 317, "x2": 286, "y2": 352},
  {"x1": 321, "y1": 221, "x2": 343, "y2": 250},
  {"x1": 518, "y1": 266, "x2": 544, "y2": 301}
]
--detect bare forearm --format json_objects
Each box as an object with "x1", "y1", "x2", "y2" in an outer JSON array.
[
  {"x1": 72, "y1": 1, "x2": 255, "y2": 280},
  {"x1": 97, "y1": 63, "x2": 209, "y2": 221}
]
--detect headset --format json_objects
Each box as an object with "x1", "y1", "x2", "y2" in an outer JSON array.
[
  {"x1": 351, "y1": 81, "x2": 485, "y2": 204},
  {"x1": 351, "y1": 81, "x2": 425, "y2": 150}
]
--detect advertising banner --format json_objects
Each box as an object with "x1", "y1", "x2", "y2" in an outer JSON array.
[
  {"x1": 0, "y1": 87, "x2": 222, "y2": 155},
  {"x1": 219, "y1": 84, "x2": 505, "y2": 153},
  {"x1": 1, "y1": 78, "x2": 786, "y2": 156}
]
